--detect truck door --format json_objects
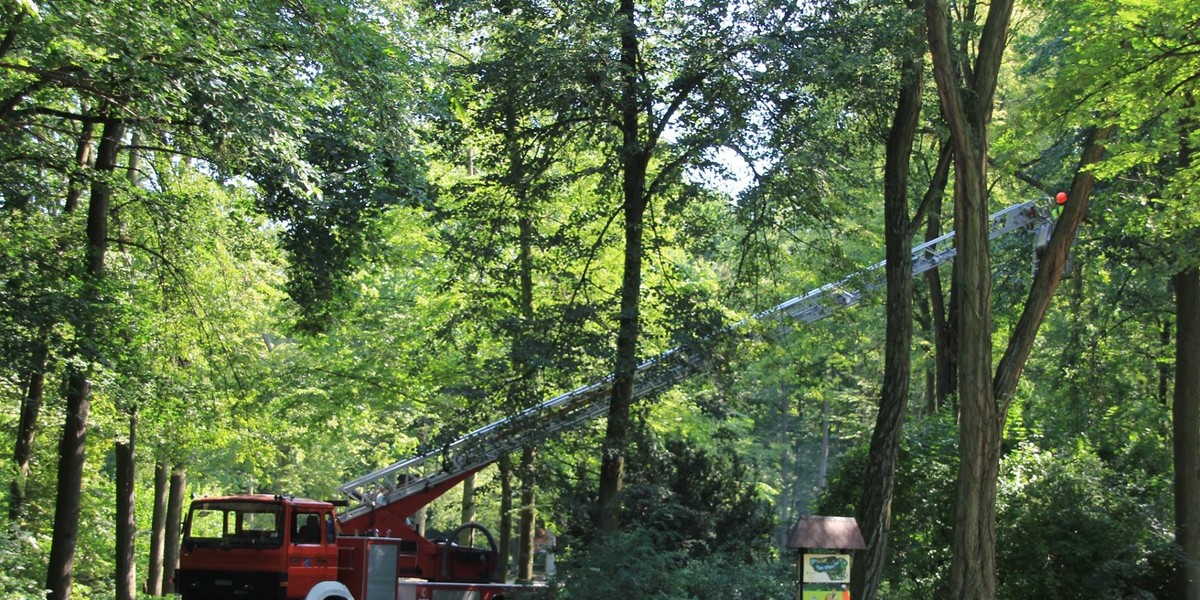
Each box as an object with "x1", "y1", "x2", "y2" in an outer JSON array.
[{"x1": 287, "y1": 509, "x2": 338, "y2": 598}]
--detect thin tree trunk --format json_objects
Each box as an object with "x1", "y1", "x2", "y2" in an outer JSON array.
[
  {"x1": 459, "y1": 146, "x2": 479, "y2": 549},
  {"x1": 162, "y1": 468, "x2": 186, "y2": 595},
  {"x1": 818, "y1": 395, "x2": 830, "y2": 489},
  {"x1": 146, "y1": 459, "x2": 169, "y2": 595},
  {"x1": 64, "y1": 121, "x2": 95, "y2": 214},
  {"x1": 114, "y1": 130, "x2": 139, "y2": 267},
  {"x1": 852, "y1": 8, "x2": 923, "y2": 595},
  {"x1": 10, "y1": 345, "x2": 46, "y2": 521},
  {"x1": 596, "y1": 0, "x2": 649, "y2": 533},
  {"x1": 914, "y1": 286, "x2": 936, "y2": 412},
  {"x1": 516, "y1": 446, "x2": 536, "y2": 583},
  {"x1": 498, "y1": 454, "x2": 514, "y2": 581},
  {"x1": 12, "y1": 120, "x2": 94, "y2": 523},
  {"x1": 115, "y1": 131, "x2": 142, "y2": 600},
  {"x1": 459, "y1": 472, "x2": 477, "y2": 546},
  {"x1": 1160, "y1": 319, "x2": 1174, "y2": 407},
  {"x1": 46, "y1": 117, "x2": 124, "y2": 600},
  {"x1": 1174, "y1": 267, "x2": 1200, "y2": 600},
  {"x1": 777, "y1": 387, "x2": 793, "y2": 546},
  {"x1": 116, "y1": 415, "x2": 137, "y2": 600},
  {"x1": 922, "y1": 142, "x2": 955, "y2": 411},
  {"x1": 927, "y1": 229, "x2": 951, "y2": 411}
]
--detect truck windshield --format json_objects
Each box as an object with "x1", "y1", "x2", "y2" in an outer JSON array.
[{"x1": 184, "y1": 501, "x2": 284, "y2": 549}]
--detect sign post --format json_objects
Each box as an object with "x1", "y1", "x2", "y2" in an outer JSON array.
[{"x1": 786, "y1": 516, "x2": 866, "y2": 600}]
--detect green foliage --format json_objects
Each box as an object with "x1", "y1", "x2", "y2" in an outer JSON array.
[
  {"x1": 1, "y1": 0, "x2": 1195, "y2": 597},
  {"x1": 1014, "y1": 0, "x2": 1200, "y2": 268},
  {"x1": 622, "y1": 435, "x2": 777, "y2": 561},
  {"x1": 0, "y1": 525, "x2": 47, "y2": 600},
  {"x1": 530, "y1": 528, "x2": 793, "y2": 600},
  {"x1": 549, "y1": 427, "x2": 778, "y2": 571},
  {"x1": 996, "y1": 441, "x2": 1173, "y2": 600},
  {"x1": 819, "y1": 415, "x2": 1175, "y2": 600},
  {"x1": 545, "y1": 529, "x2": 687, "y2": 600},
  {"x1": 816, "y1": 414, "x2": 957, "y2": 599}
]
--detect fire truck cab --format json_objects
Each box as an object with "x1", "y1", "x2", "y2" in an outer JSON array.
[
  {"x1": 176, "y1": 494, "x2": 345, "y2": 600},
  {"x1": 176, "y1": 492, "x2": 520, "y2": 600}
]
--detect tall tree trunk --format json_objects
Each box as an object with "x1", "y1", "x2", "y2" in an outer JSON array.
[
  {"x1": 162, "y1": 468, "x2": 186, "y2": 595},
  {"x1": 64, "y1": 121, "x2": 95, "y2": 214},
  {"x1": 115, "y1": 131, "x2": 142, "y2": 600},
  {"x1": 458, "y1": 143, "x2": 479, "y2": 548},
  {"x1": 46, "y1": 375, "x2": 91, "y2": 600},
  {"x1": 1173, "y1": 102, "x2": 1200, "y2": 600},
  {"x1": 1174, "y1": 267, "x2": 1200, "y2": 600},
  {"x1": 516, "y1": 446, "x2": 537, "y2": 582},
  {"x1": 1160, "y1": 319, "x2": 1174, "y2": 407},
  {"x1": 818, "y1": 395, "x2": 830, "y2": 489},
  {"x1": 46, "y1": 117, "x2": 124, "y2": 600},
  {"x1": 852, "y1": 9, "x2": 923, "y2": 595},
  {"x1": 459, "y1": 473, "x2": 477, "y2": 546},
  {"x1": 922, "y1": 142, "x2": 955, "y2": 411},
  {"x1": 146, "y1": 459, "x2": 169, "y2": 596},
  {"x1": 596, "y1": 0, "x2": 649, "y2": 533},
  {"x1": 11, "y1": 121, "x2": 94, "y2": 523},
  {"x1": 914, "y1": 286, "x2": 936, "y2": 412},
  {"x1": 928, "y1": 2, "x2": 1006, "y2": 596},
  {"x1": 925, "y1": 0, "x2": 1014, "y2": 595},
  {"x1": 10, "y1": 345, "x2": 46, "y2": 521},
  {"x1": 498, "y1": 454, "x2": 514, "y2": 581},
  {"x1": 776, "y1": 387, "x2": 793, "y2": 546},
  {"x1": 926, "y1": 236, "x2": 952, "y2": 414},
  {"x1": 115, "y1": 415, "x2": 137, "y2": 600},
  {"x1": 498, "y1": 83, "x2": 546, "y2": 577}
]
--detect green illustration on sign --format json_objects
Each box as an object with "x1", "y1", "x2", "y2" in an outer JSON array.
[{"x1": 803, "y1": 553, "x2": 850, "y2": 583}]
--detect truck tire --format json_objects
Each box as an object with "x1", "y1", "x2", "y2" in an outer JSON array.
[{"x1": 305, "y1": 580, "x2": 355, "y2": 600}]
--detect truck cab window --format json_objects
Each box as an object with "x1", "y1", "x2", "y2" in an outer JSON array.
[
  {"x1": 183, "y1": 501, "x2": 283, "y2": 549},
  {"x1": 293, "y1": 512, "x2": 322, "y2": 545}
]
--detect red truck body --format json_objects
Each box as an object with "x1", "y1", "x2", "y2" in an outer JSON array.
[{"x1": 176, "y1": 490, "x2": 525, "y2": 600}]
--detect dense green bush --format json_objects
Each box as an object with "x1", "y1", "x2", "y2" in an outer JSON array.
[
  {"x1": 551, "y1": 431, "x2": 777, "y2": 563},
  {"x1": 620, "y1": 436, "x2": 777, "y2": 561},
  {"x1": 815, "y1": 414, "x2": 958, "y2": 599},
  {"x1": 0, "y1": 525, "x2": 49, "y2": 600},
  {"x1": 530, "y1": 528, "x2": 794, "y2": 600},
  {"x1": 996, "y1": 441, "x2": 1173, "y2": 600},
  {"x1": 817, "y1": 414, "x2": 1174, "y2": 599},
  {"x1": 539, "y1": 431, "x2": 789, "y2": 599}
]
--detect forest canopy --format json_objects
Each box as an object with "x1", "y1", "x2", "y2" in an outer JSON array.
[{"x1": 0, "y1": 0, "x2": 1197, "y2": 599}]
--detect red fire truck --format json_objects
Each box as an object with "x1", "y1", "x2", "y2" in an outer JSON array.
[
  {"x1": 174, "y1": 200, "x2": 1045, "y2": 600},
  {"x1": 175, "y1": 489, "x2": 521, "y2": 600}
]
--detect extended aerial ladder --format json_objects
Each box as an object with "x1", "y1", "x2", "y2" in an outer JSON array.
[{"x1": 337, "y1": 199, "x2": 1047, "y2": 529}]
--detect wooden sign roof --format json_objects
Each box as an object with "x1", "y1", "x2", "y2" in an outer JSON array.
[{"x1": 786, "y1": 515, "x2": 866, "y2": 550}]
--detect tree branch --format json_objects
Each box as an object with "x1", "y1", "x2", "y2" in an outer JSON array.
[
  {"x1": 0, "y1": 13, "x2": 23, "y2": 59},
  {"x1": 993, "y1": 124, "x2": 1114, "y2": 415},
  {"x1": 908, "y1": 139, "x2": 953, "y2": 238}
]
